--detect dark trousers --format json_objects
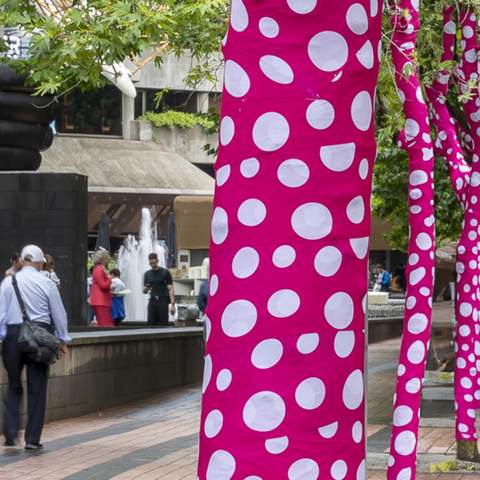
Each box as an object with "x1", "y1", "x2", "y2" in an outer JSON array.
[
  {"x1": 147, "y1": 297, "x2": 169, "y2": 326},
  {"x1": 2, "y1": 325, "x2": 49, "y2": 444}
]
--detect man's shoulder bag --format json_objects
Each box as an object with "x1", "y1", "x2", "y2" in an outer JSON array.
[{"x1": 11, "y1": 275, "x2": 61, "y2": 365}]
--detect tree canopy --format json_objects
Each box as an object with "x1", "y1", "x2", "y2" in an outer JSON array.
[{"x1": 0, "y1": 0, "x2": 228, "y2": 95}]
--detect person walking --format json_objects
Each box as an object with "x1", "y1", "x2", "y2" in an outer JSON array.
[
  {"x1": 110, "y1": 268, "x2": 126, "y2": 326},
  {"x1": 90, "y1": 250, "x2": 113, "y2": 327},
  {"x1": 0, "y1": 244, "x2": 70, "y2": 450},
  {"x1": 143, "y1": 253, "x2": 176, "y2": 326},
  {"x1": 41, "y1": 254, "x2": 61, "y2": 289}
]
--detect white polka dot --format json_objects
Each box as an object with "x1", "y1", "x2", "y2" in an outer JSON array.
[
  {"x1": 325, "y1": 292, "x2": 354, "y2": 329},
  {"x1": 370, "y1": 0, "x2": 379, "y2": 16},
  {"x1": 459, "y1": 423, "x2": 469, "y2": 432},
  {"x1": 406, "y1": 378, "x2": 421, "y2": 394},
  {"x1": 393, "y1": 405, "x2": 414, "y2": 427},
  {"x1": 216, "y1": 369, "x2": 232, "y2": 391},
  {"x1": 398, "y1": 364, "x2": 406, "y2": 376},
  {"x1": 331, "y1": 460, "x2": 347, "y2": 480},
  {"x1": 278, "y1": 159, "x2": 309, "y2": 187},
  {"x1": 211, "y1": 207, "x2": 228, "y2": 245},
  {"x1": 359, "y1": 158, "x2": 369, "y2": 179},
  {"x1": 347, "y1": 3, "x2": 368, "y2": 35},
  {"x1": 409, "y1": 253, "x2": 419, "y2": 265},
  {"x1": 461, "y1": 377, "x2": 472, "y2": 389},
  {"x1": 410, "y1": 170, "x2": 428, "y2": 185},
  {"x1": 240, "y1": 158, "x2": 260, "y2": 178},
  {"x1": 405, "y1": 119, "x2": 420, "y2": 140},
  {"x1": 224, "y1": 60, "x2": 250, "y2": 98},
  {"x1": 202, "y1": 354, "x2": 212, "y2": 393},
  {"x1": 210, "y1": 275, "x2": 219, "y2": 296},
  {"x1": 394, "y1": 431, "x2": 416, "y2": 456},
  {"x1": 205, "y1": 410, "x2": 223, "y2": 438},
  {"x1": 273, "y1": 245, "x2": 296, "y2": 268},
  {"x1": 295, "y1": 377, "x2": 326, "y2": 410},
  {"x1": 460, "y1": 302, "x2": 473, "y2": 317},
  {"x1": 216, "y1": 165, "x2": 231, "y2": 187},
  {"x1": 307, "y1": 100, "x2": 335, "y2": 130},
  {"x1": 287, "y1": 0, "x2": 317, "y2": 14},
  {"x1": 308, "y1": 31, "x2": 348, "y2": 72},
  {"x1": 320, "y1": 142, "x2": 355, "y2": 171},
  {"x1": 314, "y1": 246, "x2": 342, "y2": 277},
  {"x1": 459, "y1": 325, "x2": 471, "y2": 336},
  {"x1": 356, "y1": 40, "x2": 374, "y2": 69},
  {"x1": 231, "y1": 0, "x2": 248, "y2": 32},
  {"x1": 318, "y1": 421, "x2": 338, "y2": 439},
  {"x1": 416, "y1": 232, "x2": 432, "y2": 250},
  {"x1": 253, "y1": 112, "x2": 290, "y2": 152},
  {"x1": 288, "y1": 459, "x2": 319, "y2": 480},
  {"x1": 291, "y1": 202, "x2": 333, "y2": 240},
  {"x1": 265, "y1": 436, "x2": 288, "y2": 454},
  {"x1": 297, "y1": 333, "x2": 320, "y2": 354},
  {"x1": 220, "y1": 116, "x2": 235, "y2": 146},
  {"x1": 204, "y1": 315, "x2": 211, "y2": 342},
  {"x1": 221, "y1": 300, "x2": 257, "y2": 337},
  {"x1": 343, "y1": 369, "x2": 364, "y2": 410},
  {"x1": 396, "y1": 467, "x2": 412, "y2": 480},
  {"x1": 232, "y1": 247, "x2": 259, "y2": 279},
  {"x1": 406, "y1": 297, "x2": 415, "y2": 311},
  {"x1": 268, "y1": 289, "x2": 300, "y2": 318},
  {"x1": 409, "y1": 267, "x2": 426, "y2": 285},
  {"x1": 356, "y1": 459, "x2": 366, "y2": 480},
  {"x1": 346, "y1": 196, "x2": 365, "y2": 224},
  {"x1": 407, "y1": 340, "x2": 425, "y2": 364},
  {"x1": 243, "y1": 391, "x2": 286, "y2": 432},
  {"x1": 260, "y1": 55, "x2": 294, "y2": 84},
  {"x1": 259, "y1": 17, "x2": 279, "y2": 38},
  {"x1": 350, "y1": 237, "x2": 369, "y2": 259},
  {"x1": 352, "y1": 421, "x2": 363, "y2": 443},
  {"x1": 238, "y1": 199, "x2": 267, "y2": 226},
  {"x1": 206, "y1": 450, "x2": 236, "y2": 480},
  {"x1": 351, "y1": 91, "x2": 372, "y2": 131},
  {"x1": 334, "y1": 331, "x2": 355, "y2": 358},
  {"x1": 251, "y1": 339, "x2": 283, "y2": 369},
  {"x1": 407, "y1": 313, "x2": 428, "y2": 334}
]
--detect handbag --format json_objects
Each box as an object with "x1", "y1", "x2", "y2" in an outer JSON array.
[{"x1": 11, "y1": 275, "x2": 61, "y2": 365}]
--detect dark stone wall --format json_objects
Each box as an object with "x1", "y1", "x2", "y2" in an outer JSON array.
[
  {"x1": 0, "y1": 173, "x2": 88, "y2": 326},
  {"x1": 0, "y1": 328, "x2": 205, "y2": 423}
]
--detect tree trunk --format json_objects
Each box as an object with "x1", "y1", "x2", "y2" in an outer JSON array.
[
  {"x1": 387, "y1": 1, "x2": 436, "y2": 478},
  {"x1": 197, "y1": 0, "x2": 382, "y2": 477}
]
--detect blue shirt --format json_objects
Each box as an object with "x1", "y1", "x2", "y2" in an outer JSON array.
[{"x1": 0, "y1": 266, "x2": 71, "y2": 342}]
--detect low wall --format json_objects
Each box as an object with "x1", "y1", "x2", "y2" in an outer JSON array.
[{"x1": 0, "y1": 327, "x2": 204, "y2": 424}]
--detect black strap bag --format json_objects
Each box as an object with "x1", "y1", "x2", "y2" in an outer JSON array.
[{"x1": 11, "y1": 275, "x2": 61, "y2": 365}]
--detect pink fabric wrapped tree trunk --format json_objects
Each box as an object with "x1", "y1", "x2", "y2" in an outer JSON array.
[
  {"x1": 198, "y1": 0, "x2": 382, "y2": 478},
  {"x1": 387, "y1": 1, "x2": 436, "y2": 478}
]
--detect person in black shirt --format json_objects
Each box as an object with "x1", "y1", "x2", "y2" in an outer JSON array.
[{"x1": 143, "y1": 253, "x2": 176, "y2": 326}]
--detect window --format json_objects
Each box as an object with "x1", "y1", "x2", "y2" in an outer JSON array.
[
  {"x1": 57, "y1": 86, "x2": 122, "y2": 136},
  {"x1": 134, "y1": 89, "x2": 199, "y2": 117}
]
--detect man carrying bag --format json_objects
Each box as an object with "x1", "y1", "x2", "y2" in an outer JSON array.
[{"x1": 0, "y1": 245, "x2": 70, "y2": 450}]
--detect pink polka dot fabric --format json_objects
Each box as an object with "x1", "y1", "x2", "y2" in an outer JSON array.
[
  {"x1": 451, "y1": 8, "x2": 480, "y2": 443},
  {"x1": 427, "y1": 7, "x2": 480, "y2": 445},
  {"x1": 387, "y1": 2, "x2": 436, "y2": 479},
  {"x1": 197, "y1": 0, "x2": 382, "y2": 478}
]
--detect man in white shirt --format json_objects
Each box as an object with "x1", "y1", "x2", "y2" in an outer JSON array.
[{"x1": 0, "y1": 244, "x2": 70, "y2": 450}]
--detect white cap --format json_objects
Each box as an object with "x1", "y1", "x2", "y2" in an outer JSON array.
[{"x1": 21, "y1": 245, "x2": 46, "y2": 263}]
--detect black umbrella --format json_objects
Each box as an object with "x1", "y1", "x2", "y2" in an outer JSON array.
[
  {"x1": 166, "y1": 210, "x2": 177, "y2": 268},
  {"x1": 95, "y1": 213, "x2": 111, "y2": 252}
]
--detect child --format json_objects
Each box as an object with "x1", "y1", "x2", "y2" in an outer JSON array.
[{"x1": 110, "y1": 268, "x2": 126, "y2": 326}]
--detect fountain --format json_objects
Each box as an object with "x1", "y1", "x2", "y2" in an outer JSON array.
[{"x1": 118, "y1": 208, "x2": 166, "y2": 322}]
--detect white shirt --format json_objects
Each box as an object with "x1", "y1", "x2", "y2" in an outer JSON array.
[
  {"x1": 111, "y1": 277, "x2": 125, "y2": 294},
  {"x1": 0, "y1": 266, "x2": 71, "y2": 342},
  {"x1": 41, "y1": 270, "x2": 61, "y2": 288}
]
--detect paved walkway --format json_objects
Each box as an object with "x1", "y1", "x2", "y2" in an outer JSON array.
[{"x1": 0, "y1": 317, "x2": 478, "y2": 478}]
